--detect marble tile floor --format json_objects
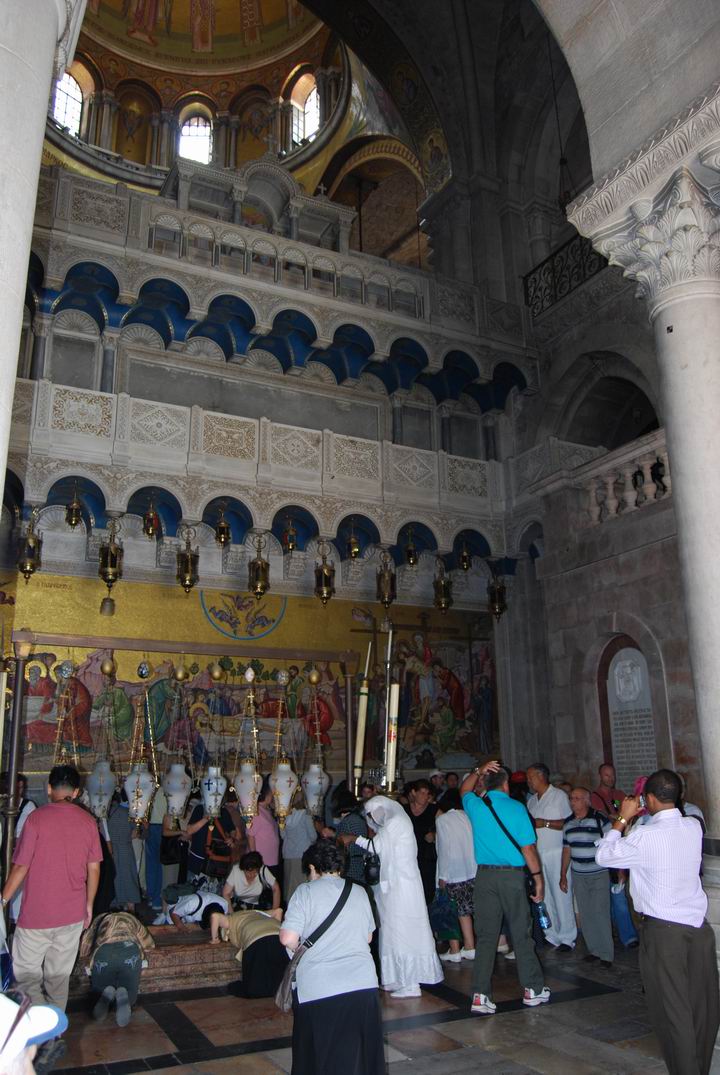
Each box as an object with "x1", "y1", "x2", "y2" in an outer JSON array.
[{"x1": 56, "y1": 945, "x2": 711, "y2": 1075}]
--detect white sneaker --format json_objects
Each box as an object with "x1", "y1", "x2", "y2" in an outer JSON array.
[
  {"x1": 504, "y1": 950, "x2": 516, "y2": 960},
  {"x1": 496, "y1": 941, "x2": 510, "y2": 954},
  {"x1": 152, "y1": 913, "x2": 166, "y2": 926},
  {"x1": 460, "y1": 948, "x2": 475, "y2": 960},
  {"x1": 523, "y1": 986, "x2": 551, "y2": 1006},
  {"x1": 440, "y1": 950, "x2": 462, "y2": 963},
  {"x1": 470, "y1": 992, "x2": 496, "y2": 1015},
  {"x1": 390, "y1": 986, "x2": 421, "y2": 998}
]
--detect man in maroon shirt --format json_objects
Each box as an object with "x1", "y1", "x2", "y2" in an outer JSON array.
[
  {"x1": 590, "y1": 763, "x2": 625, "y2": 816},
  {"x1": 2, "y1": 765, "x2": 101, "y2": 1010}
]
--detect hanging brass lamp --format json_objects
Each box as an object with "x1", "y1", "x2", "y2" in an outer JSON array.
[
  {"x1": 376, "y1": 550, "x2": 397, "y2": 609},
  {"x1": 487, "y1": 566, "x2": 507, "y2": 621},
  {"x1": 282, "y1": 516, "x2": 297, "y2": 555},
  {"x1": 433, "y1": 556, "x2": 453, "y2": 614},
  {"x1": 404, "y1": 526, "x2": 418, "y2": 567},
  {"x1": 347, "y1": 519, "x2": 360, "y2": 560},
  {"x1": 17, "y1": 508, "x2": 42, "y2": 583},
  {"x1": 143, "y1": 499, "x2": 160, "y2": 539},
  {"x1": 460, "y1": 542, "x2": 472, "y2": 572},
  {"x1": 65, "y1": 483, "x2": 83, "y2": 529},
  {"x1": 176, "y1": 524, "x2": 199, "y2": 594},
  {"x1": 314, "y1": 541, "x2": 335, "y2": 605},
  {"x1": 248, "y1": 534, "x2": 270, "y2": 600},
  {"x1": 98, "y1": 518, "x2": 124, "y2": 615},
  {"x1": 215, "y1": 504, "x2": 232, "y2": 548}
]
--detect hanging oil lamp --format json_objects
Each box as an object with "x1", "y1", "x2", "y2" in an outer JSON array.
[
  {"x1": 248, "y1": 534, "x2": 270, "y2": 600},
  {"x1": 143, "y1": 499, "x2": 160, "y2": 539},
  {"x1": 376, "y1": 550, "x2": 396, "y2": 609},
  {"x1": 314, "y1": 541, "x2": 335, "y2": 605},
  {"x1": 176, "y1": 524, "x2": 199, "y2": 594},
  {"x1": 98, "y1": 518, "x2": 123, "y2": 615},
  {"x1": 282, "y1": 516, "x2": 297, "y2": 555},
  {"x1": 215, "y1": 504, "x2": 231, "y2": 548},
  {"x1": 433, "y1": 556, "x2": 453, "y2": 614},
  {"x1": 347, "y1": 519, "x2": 360, "y2": 560},
  {"x1": 404, "y1": 526, "x2": 418, "y2": 566},
  {"x1": 487, "y1": 568, "x2": 507, "y2": 621},
  {"x1": 17, "y1": 508, "x2": 42, "y2": 583},
  {"x1": 65, "y1": 483, "x2": 82, "y2": 529},
  {"x1": 460, "y1": 542, "x2": 472, "y2": 572}
]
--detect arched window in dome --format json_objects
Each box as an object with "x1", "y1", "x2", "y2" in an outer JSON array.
[
  {"x1": 179, "y1": 114, "x2": 213, "y2": 164},
  {"x1": 289, "y1": 73, "x2": 320, "y2": 146},
  {"x1": 53, "y1": 73, "x2": 83, "y2": 137},
  {"x1": 304, "y1": 85, "x2": 320, "y2": 140}
]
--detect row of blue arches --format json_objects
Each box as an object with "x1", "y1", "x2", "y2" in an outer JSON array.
[{"x1": 27, "y1": 256, "x2": 528, "y2": 410}]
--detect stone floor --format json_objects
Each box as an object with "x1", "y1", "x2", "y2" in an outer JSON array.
[{"x1": 56, "y1": 943, "x2": 715, "y2": 1075}]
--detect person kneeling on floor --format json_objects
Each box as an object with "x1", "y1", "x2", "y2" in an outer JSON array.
[
  {"x1": 210, "y1": 907, "x2": 289, "y2": 998},
  {"x1": 79, "y1": 911, "x2": 155, "y2": 1027}
]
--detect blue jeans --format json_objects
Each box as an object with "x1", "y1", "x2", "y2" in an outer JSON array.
[{"x1": 146, "y1": 823, "x2": 163, "y2": 909}]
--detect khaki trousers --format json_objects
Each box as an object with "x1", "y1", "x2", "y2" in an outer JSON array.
[{"x1": 12, "y1": 921, "x2": 84, "y2": 1010}]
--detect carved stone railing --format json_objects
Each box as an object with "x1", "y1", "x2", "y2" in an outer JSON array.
[
  {"x1": 523, "y1": 233, "x2": 607, "y2": 318},
  {"x1": 577, "y1": 429, "x2": 672, "y2": 525},
  {"x1": 511, "y1": 437, "x2": 606, "y2": 499},
  {"x1": 15, "y1": 379, "x2": 501, "y2": 514}
]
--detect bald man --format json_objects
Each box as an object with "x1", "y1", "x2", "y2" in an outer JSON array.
[{"x1": 560, "y1": 787, "x2": 613, "y2": 966}]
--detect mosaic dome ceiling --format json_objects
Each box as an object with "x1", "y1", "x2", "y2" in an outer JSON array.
[{"x1": 82, "y1": 0, "x2": 323, "y2": 74}]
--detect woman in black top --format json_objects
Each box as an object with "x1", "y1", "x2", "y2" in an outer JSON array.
[{"x1": 403, "y1": 779, "x2": 437, "y2": 904}]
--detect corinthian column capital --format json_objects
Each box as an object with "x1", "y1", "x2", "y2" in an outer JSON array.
[{"x1": 568, "y1": 78, "x2": 720, "y2": 306}]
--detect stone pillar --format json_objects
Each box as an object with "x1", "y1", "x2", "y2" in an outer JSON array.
[
  {"x1": 228, "y1": 116, "x2": 240, "y2": 169},
  {"x1": 98, "y1": 90, "x2": 118, "y2": 151},
  {"x1": 100, "y1": 331, "x2": 118, "y2": 393},
  {"x1": 568, "y1": 111, "x2": 720, "y2": 841},
  {"x1": 84, "y1": 90, "x2": 101, "y2": 144},
  {"x1": 315, "y1": 69, "x2": 330, "y2": 125},
  {"x1": 288, "y1": 203, "x2": 300, "y2": 241},
  {"x1": 29, "y1": 316, "x2": 50, "y2": 380},
  {"x1": 438, "y1": 405, "x2": 452, "y2": 453},
  {"x1": 0, "y1": 0, "x2": 86, "y2": 498},
  {"x1": 149, "y1": 113, "x2": 160, "y2": 166},
  {"x1": 213, "y1": 112, "x2": 229, "y2": 168},
  {"x1": 280, "y1": 101, "x2": 294, "y2": 154},
  {"x1": 159, "y1": 110, "x2": 177, "y2": 168},
  {"x1": 526, "y1": 205, "x2": 553, "y2": 266}
]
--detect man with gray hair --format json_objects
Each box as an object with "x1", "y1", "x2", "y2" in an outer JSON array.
[
  {"x1": 526, "y1": 763, "x2": 576, "y2": 950},
  {"x1": 560, "y1": 787, "x2": 613, "y2": 966}
]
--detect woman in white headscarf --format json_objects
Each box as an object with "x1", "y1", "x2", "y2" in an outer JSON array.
[{"x1": 341, "y1": 795, "x2": 442, "y2": 998}]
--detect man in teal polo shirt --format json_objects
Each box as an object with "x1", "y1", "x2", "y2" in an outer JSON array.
[{"x1": 461, "y1": 761, "x2": 550, "y2": 1014}]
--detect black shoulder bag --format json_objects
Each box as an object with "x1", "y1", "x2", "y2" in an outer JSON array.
[
  {"x1": 479, "y1": 795, "x2": 538, "y2": 897},
  {"x1": 275, "y1": 879, "x2": 353, "y2": 1012},
  {"x1": 363, "y1": 838, "x2": 381, "y2": 886}
]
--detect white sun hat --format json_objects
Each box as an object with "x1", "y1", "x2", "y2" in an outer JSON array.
[{"x1": 0, "y1": 993, "x2": 67, "y2": 1068}]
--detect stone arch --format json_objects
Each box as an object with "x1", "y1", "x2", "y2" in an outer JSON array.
[{"x1": 120, "y1": 478, "x2": 192, "y2": 523}]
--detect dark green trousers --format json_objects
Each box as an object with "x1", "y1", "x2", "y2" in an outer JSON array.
[
  {"x1": 91, "y1": 941, "x2": 142, "y2": 1006},
  {"x1": 639, "y1": 917, "x2": 719, "y2": 1075},
  {"x1": 472, "y1": 866, "x2": 544, "y2": 997}
]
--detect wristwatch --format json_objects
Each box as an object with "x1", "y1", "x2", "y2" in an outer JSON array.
[{"x1": 545, "y1": 821, "x2": 550, "y2": 828}]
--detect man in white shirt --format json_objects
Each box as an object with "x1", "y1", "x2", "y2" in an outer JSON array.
[
  {"x1": 596, "y1": 768, "x2": 719, "y2": 1075},
  {"x1": 526, "y1": 763, "x2": 576, "y2": 949},
  {"x1": 160, "y1": 890, "x2": 228, "y2": 929}
]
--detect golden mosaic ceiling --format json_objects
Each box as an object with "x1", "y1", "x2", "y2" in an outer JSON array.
[{"x1": 83, "y1": 0, "x2": 323, "y2": 74}]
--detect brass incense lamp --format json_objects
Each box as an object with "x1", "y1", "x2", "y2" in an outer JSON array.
[
  {"x1": 376, "y1": 550, "x2": 397, "y2": 609},
  {"x1": 65, "y1": 483, "x2": 83, "y2": 529},
  {"x1": 176, "y1": 524, "x2": 199, "y2": 594},
  {"x1": 347, "y1": 519, "x2": 360, "y2": 560},
  {"x1": 17, "y1": 508, "x2": 42, "y2": 583},
  {"x1": 214, "y1": 504, "x2": 231, "y2": 548},
  {"x1": 404, "y1": 526, "x2": 418, "y2": 566},
  {"x1": 98, "y1": 519, "x2": 123, "y2": 614},
  {"x1": 433, "y1": 556, "x2": 453, "y2": 613},
  {"x1": 460, "y1": 542, "x2": 472, "y2": 571},
  {"x1": 314, "y1": 541, "x2": 335, "y2": 605},
  {"x1": 248, "y1": 534, "x2": 270, "y2": 600},
  {"x1": 487, "y1": 567, "x2": 507, "y2": 621},
  {"x1": 282, "y1": 516, "x2": 297, "y2": 555},
  {"x1": 143, "y1": 500, "x2": 160, "y2": 539}
]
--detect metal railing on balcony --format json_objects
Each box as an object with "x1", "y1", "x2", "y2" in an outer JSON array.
[{"x1": 523, "y1": 233, "x2": 607, "y2": 317}]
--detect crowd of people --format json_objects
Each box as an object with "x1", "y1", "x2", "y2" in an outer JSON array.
[{"x1": 0, "y1": 758, "x2": 715, "y2": 1075}]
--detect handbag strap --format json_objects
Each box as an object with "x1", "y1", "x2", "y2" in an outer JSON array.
[
  {"x1": 479, "y1": 794, "x2": 525, "y2": 859},
  {"x1": 304, "y1": 879, "x2": 353, "y2": 949}
]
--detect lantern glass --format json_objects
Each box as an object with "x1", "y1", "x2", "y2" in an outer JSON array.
[{"x1": 248, "y1": 553, "x2": 270, "y2": 599}]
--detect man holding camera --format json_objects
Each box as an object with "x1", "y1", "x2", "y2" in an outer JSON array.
[
  {"x1": 460, "y1": 761, "x2": 550, "y2": 1014},
  {"x1": 595, "y1": 768, "x2": 719, "y2": 1075}
]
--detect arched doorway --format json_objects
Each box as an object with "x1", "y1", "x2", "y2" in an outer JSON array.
[{"x1": 597, "y1": 635, "x2": 659, "y2": 794}]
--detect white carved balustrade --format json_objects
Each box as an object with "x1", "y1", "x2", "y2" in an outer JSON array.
[
  {"x1": 578, "y1": 430, "x2": 672, "y2": 525},
  {"x1": 13, "y1": 378, "x2": 501, "y2": 518}
]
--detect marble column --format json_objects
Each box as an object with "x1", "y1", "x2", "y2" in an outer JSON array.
[
  {"x1": 569, "y1": 111, "x2": 720, "y2": 841},
  {"x1": 228, "y1": 116, "x2": 240, "y2": 169},
  {"x1": 29, "y1": 316, "x2": 51, "y2": 380},
  {"x1": 0, "y1": 0, "x2": 86, "y2": 499},
  {"x1": 100, "y1": 331, "x2": 118, "y2": 393},
  {"x1": 98, "y1": 90, "x2": 118, "y2": 151},
  {"x1": 149, "y1": 113, "x2": 160, "y2": 166}
]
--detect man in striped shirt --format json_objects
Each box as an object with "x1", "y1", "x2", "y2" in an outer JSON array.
[
  {"x1": 596, "y1": 769, "x2": 719, "y2": 1075},
  {"x1": 560, "y1": 788, "x2": 613, "y2": 966}
]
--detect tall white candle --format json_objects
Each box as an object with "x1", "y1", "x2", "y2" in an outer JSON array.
[
  {"x1": 353, "y1": 678, "x2": 369, "y2": 792},
  {"x1": 386, "y1": 682, "x2": 400, "y2": 790}
]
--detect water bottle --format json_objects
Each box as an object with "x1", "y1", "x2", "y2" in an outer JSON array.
[{"x1": 536, "y1": 900, "x2": 552, "y2": 931}]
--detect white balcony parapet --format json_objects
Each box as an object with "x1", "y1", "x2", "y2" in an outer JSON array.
[{"x1": 15, "y1": 379, "x2": 503, "y2": 520}]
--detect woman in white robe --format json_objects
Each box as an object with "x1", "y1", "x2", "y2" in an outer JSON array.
[{"x1": 349, "y1": 795, "x2": 443, "y2": 998}]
